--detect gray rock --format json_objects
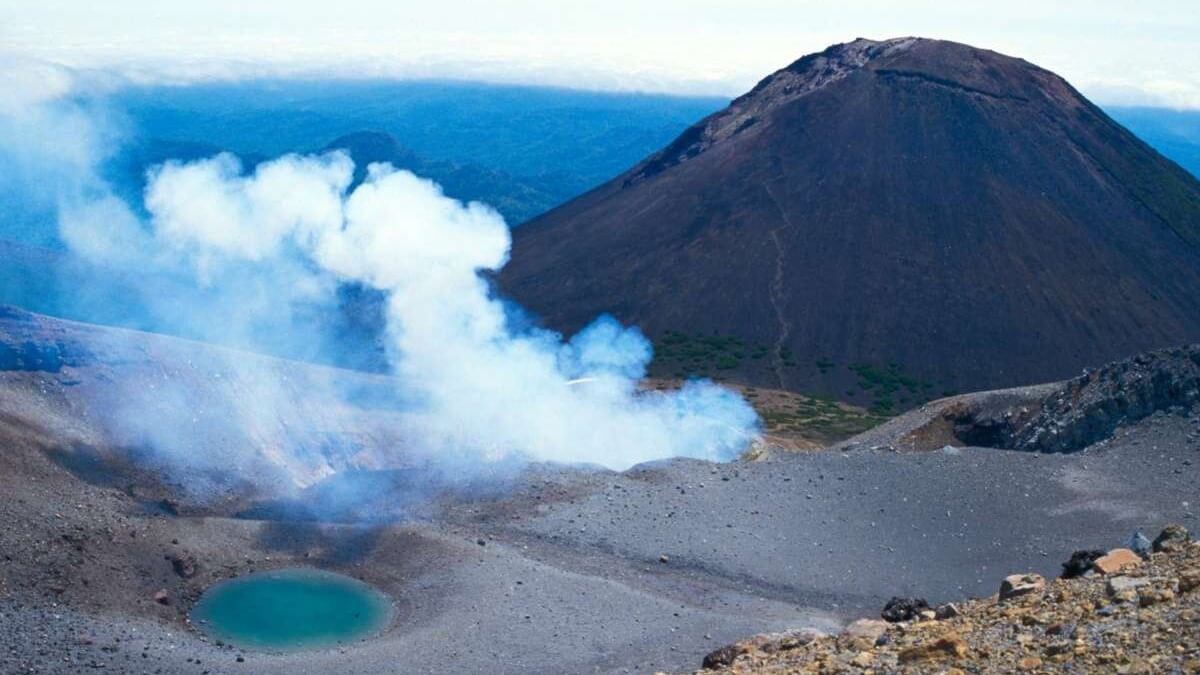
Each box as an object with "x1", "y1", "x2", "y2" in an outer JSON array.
[
  {"x1": 999, "y1": 573, "x2": 1045, "y2": 602},
  {"x1": 1106, "y1": 576, "x2": 1150, "y2": 595},
  {"x1": 1127, "y1": 532, "x2": 1152, "y2": 558},
  {"x1": 934, "y1": 603, "x2": 961, "y2": 620},
  {"x1": 843, "y1": 618, "x2": 889, "y2": 642}
]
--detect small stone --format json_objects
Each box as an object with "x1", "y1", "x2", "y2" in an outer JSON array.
[
  {"x1": 1107, "y1": 576, "x2": 1150, "y2": 604},
  {"x1": 1138, "y1": 587, "x2": 1175, "y2": 607},
  {"x1": 999, "y1": 573, "x2": 1046, "y2": 602},
  {"x1": 1093, "y1": 548, "x2": 1142, "y2": 575},
  {"x1": 934, "y1": 603, "x2": 960, "y2": 620},
  {"x1": 918, "y1": 609, "x2": 937, "y2": 621},
  {"x1": 1107, "y1": 576, "x2": 1151, "y2": 595},
  {"x1": 1018, "y1": 656, "x2": 1043, "y2": 670},
  {"x1": 1119, "y1": 658, "x2": 1154, "y2": 674},
  {"x1": 701, "y1": 629, "x2": 823, "y2": 668},
  {"x1": 1046, "y1": 640, "x2": 1073, "y2": 656},
  {"x1": 881, "y1": 596, "x2": 929, "y2": 622},
  {"x1": 659, "y1": 555, "x2": 669, "y2": 563},
  {"x1": 1127, "y1": 531, "x2": 1153, "y2": 558},
  {"x1": 1153, "y1": 524, "x2": 1191, "y2": 553},
  {"x1": 700, "y1": 644, "x2": 741, "y2": 669},
  {"x1": 843, "y1": 618, "x2": 889, "y2": 643},
  {"x1": 1180, "y1": 568, "x2": 1200, "y2": 593},
  {"x1": 850, "y1": 651, "x2": 874, "y2": 668},
  {"x1": 165, "y1": 552, "x2": 197, "y2": 579},
  {"x1": 897, "y1": 631, "x2": 967, "y2": 663},
  {"x1": 1047, "y1": 622, "x2": 1077, "y2": 638},
  {"x1": 152, "y1": 590, "x2": 169, "y2": 605}
]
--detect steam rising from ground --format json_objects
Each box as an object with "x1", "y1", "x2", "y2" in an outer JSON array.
[
  {"x1": 2, "y1": 80, "x2": 759, "y2": 480},
  {"x1": 134, "y1": 151, "x2": 758, "y2": 469}
]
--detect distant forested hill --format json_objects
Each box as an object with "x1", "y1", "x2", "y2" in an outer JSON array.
[
  {"x1": 103, "y1": 86, "x2": 1200, "y2": 230},
  {"x1": 111, "y1": 80, "x2": 729, "y2": 223},
  {"x1": 7, "y1": 81, "x2": 1197, "y2": 252}
]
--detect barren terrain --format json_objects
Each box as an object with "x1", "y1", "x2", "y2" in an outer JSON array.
[{"x1": 1, "y1": 307, "x2": 1197, "y2": 673}]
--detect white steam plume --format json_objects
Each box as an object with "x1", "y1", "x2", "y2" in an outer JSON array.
[
  {"x1": 1, "y1": 74, "x2": 759, "y2": 480},
  {"x1": 132, "y1": 152, "x2": 758, "y2": 470}
]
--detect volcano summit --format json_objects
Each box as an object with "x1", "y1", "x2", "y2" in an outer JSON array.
[{"x1": 502, "y1": 38, "x2": 1200, "y2": 399}]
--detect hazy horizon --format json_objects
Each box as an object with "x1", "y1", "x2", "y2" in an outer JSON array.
[{"x1": 3, "y1": 1, "x2": 1199, "y2": 109}]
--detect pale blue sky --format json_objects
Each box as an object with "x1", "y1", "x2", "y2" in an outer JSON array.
[{"x1": 2, "y1": 0, "x2": 1198, "y2": 107}]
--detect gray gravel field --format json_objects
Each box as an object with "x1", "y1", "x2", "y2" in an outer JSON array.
[{"x1": 5, "y1": 411, "x2": 1193, "y2": 675}]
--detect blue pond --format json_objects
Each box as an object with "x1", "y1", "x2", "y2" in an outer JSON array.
[{"x1": 192, "y1": 568, "x2": 393, "y2": 651}]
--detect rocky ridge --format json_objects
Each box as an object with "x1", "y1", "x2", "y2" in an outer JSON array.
[
  {"x1": 625, "y1": 38, "x2": 919, "y2": 184},
  {"x1": 692, "y1": 526, "x2": 1200, "y2": 674},
  {"x1": 842, "y1": 343, "x2": 1200, "y2": 454}
]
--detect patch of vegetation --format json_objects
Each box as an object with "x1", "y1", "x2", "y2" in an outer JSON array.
[
  {"x1": 845, "y1": 362, "x2": 946, "y2": 416},
  {"x1": 651, "y1": 330, "x2": 769, "y2": 379},
  {"x1": 653, "y1": 333, "x2": 948, "y2": 422},
  {"x1": 753, "y1": 392, "x2": 890, "y2": 445},
  {"x1": 773, "y1": 346, "x2": 796, "y2": 368},
  {"x1": 850, "y1": 362, "x2": 928, "y2": 395},
  {"x1": 715, "y1": 354, "x2": 739, "y2": 370}
]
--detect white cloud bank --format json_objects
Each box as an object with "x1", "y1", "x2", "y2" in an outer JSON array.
[{"x1": 2, "y1": 1, "x2": 1198, "y2": 106}]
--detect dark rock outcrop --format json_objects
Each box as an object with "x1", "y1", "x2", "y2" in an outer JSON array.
[
  {"x1": 1010, "y1": 346, "x2": 1200, "y2": 452},
  {"x1": 881, "y1": 596, "x2": 930, "y2": 622},
  {"x1": 920, "y1": 343, "x2": 1200, "y2": 453},
  {"x1": 1060, "y1": 550, "x2": 1105, "y2": 579}
]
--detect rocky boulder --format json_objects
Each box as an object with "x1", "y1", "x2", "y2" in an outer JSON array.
[
  {"x1": 880, "y1": 596, "x2": 929, "y2": 622},
  {"x1": 999, "y1": 573, "x2": 1045, "y2": 602},
  {"x1": 1092, "y1": 548, "x2": 1142, "y2": 575},
  {"x1": 1154, "y1": 524, "x2": 1192, "y2": 553},
  {"x1": 701, "y1": 629, "x2": 825, "y2": 669},
  {"x1": 1061, "y1": 549, "x2": 1105, "y2": 578}
]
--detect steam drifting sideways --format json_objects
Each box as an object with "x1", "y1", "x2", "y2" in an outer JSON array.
[{"x1": 50, "y1": 138, "x2": 760, "y2": 472}]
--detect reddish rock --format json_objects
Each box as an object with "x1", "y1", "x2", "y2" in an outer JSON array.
[{"x1": 1093, "y1": 548, "x2": 1142, "y2": 575}]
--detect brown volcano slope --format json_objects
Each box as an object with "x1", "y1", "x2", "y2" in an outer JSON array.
[{"x1": 501, "y1": 37, "x2": 1200, "y2": 405}]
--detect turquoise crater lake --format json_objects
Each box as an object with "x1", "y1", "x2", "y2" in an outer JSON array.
[{"x1": 192, "y1": 568, "x2": 393, "y2": 651}]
